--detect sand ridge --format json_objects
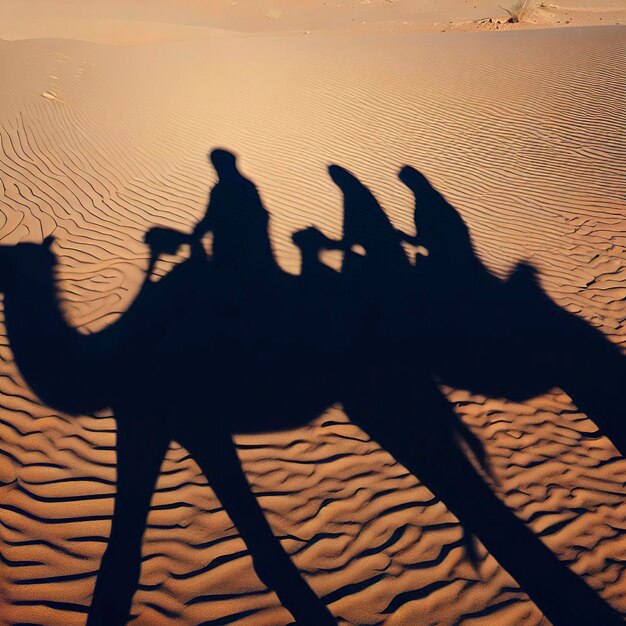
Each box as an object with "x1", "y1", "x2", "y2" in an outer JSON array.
[
  {"x1": 0, "y1": 0, "x2": 625, "y2": 43},
  {"x1": 0, "y1": 8, "x2": 625, "y2": 626}
]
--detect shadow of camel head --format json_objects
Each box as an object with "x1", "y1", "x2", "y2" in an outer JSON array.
[{"x1": 0, "y1": 236, "x2": 57, "y2": 290}]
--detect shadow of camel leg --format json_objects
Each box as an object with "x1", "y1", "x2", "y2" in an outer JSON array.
[
  {"x1": 557, "y1": 341, "x2": 626, "y2": 459},
  {"x1": 186, "y1": 432, "x2": 337, "y2": 626},
  {"x1": 87, "y1": 415, "x2": 170, "y2": 626},
  {"x1": 347, "y1": 370, "x2": 624, "y2": 626}
]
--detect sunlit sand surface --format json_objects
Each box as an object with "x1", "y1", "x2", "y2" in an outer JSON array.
[{"x1": 0, "y1": 2, "x2": 625, "y2": 625}]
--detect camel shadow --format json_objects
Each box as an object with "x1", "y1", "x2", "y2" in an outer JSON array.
[
  {"x1": 0, "y1": 150, "x2": 624, "y2": 626},
  {"x1": 397, "y1": 165, "x2": 626, "y2": 458},
  {"x1": 326, "y1": 165, "x2": 626, "y2": 626}
]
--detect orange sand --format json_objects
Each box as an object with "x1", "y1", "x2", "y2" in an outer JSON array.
[{"x1": 0, "y1": 2, "x2": 625, "y2": 625}]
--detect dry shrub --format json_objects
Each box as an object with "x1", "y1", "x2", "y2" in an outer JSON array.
[{"x1": 501, "y1": 0, "x2": 538, "y2": 23}]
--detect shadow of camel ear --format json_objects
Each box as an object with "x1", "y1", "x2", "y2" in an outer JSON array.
[{"x1": 43, "y1": 235, "x2": 55, "y2": 248}]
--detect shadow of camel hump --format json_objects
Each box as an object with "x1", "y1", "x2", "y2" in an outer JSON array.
[{"x1": 0, "y1": 149, "x2": 623, "y2": 626}]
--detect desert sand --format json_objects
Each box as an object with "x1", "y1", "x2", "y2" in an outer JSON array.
[{"x1": 0, "y1": 1, "x2": 625, "y2": 625}]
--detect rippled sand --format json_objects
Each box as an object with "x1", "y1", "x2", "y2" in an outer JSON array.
[{"x1": 0, "y1": 5, "x2": 625, "y2": 626}]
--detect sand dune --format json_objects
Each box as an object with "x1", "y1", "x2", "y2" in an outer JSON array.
[
  {"x1": 0, "y1": 7, "x2": 625, "y2": 626},
  {"x1": 1, "y1": 0, "x2": 625, "y2": 41}
]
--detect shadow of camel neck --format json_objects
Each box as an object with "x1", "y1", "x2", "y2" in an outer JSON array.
[{"x1": 1, "y1": 242, "x2": 110, "y2": 414}]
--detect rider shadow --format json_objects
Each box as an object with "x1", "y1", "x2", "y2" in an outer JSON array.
[{"x1": 1, "y1": 150, "x2": 624, "y2": 626}]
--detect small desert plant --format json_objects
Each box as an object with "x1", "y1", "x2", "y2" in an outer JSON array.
[{"x1": 501, "y1": 0, "x2": 538, "y2": 23}]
